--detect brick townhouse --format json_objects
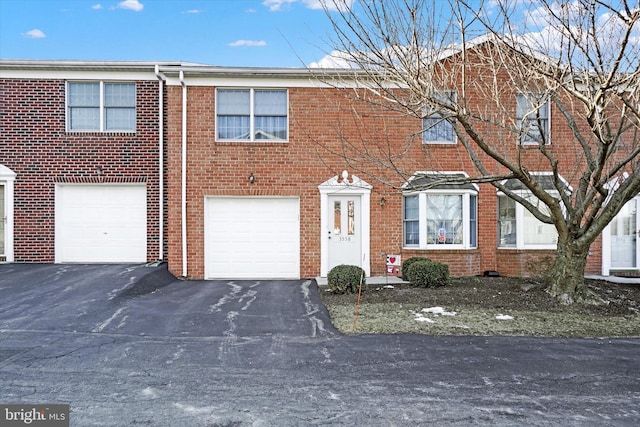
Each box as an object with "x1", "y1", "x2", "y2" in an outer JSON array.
[
  {"x1": 0, "y1": 61, "x2": 170, "y2": 265},
  {"x1": 1, "y1": 46, "x2": 638, "y2": 280}
]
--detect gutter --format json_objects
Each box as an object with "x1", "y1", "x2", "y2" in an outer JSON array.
[
  {"x1": 179, "y1": 70, "x2": 188, "y2": 278},
  {"x1": 154, "y1": 65, "x2": 166, "y2": 262}
]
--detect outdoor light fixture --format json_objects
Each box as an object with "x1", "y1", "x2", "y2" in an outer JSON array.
[
  {"x1": 249, "y1": 173, "x2": 255, "y2": 184},
  {"x1": 96, "y1": 167, "x2": 103, "y2": 176},
  {"x1": 380, "y1": 197, "x2": 386, "y2": 207}
]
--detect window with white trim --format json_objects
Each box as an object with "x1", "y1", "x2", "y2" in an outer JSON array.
[
  {"x1": 403, "y1": 173, "x2": 477, "y2": 249},
  {"x1": 423, "y1": 90, "x2": 456, "y2": 144},
  {"x1": 498, "y1": 194, "x2": 558, "y2": 248},
  {"x1": 516, "y1": 93, "x2": 549, "y2": 145},
  {"x1": 497, "y1": 174, "x2": 569, "y2": 249},
  {"x1": 216, "y1": 88, "x2": 288, "y2": 141},
  {"x1": 67, "y1": 82, "x2": 136, "y2": 132}
]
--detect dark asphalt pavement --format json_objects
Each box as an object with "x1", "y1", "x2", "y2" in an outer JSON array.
[{"x1": 0, "y1": 264, "x2": 638, "y2": 426}]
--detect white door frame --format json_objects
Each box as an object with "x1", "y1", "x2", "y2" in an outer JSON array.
[
  {"x1": 0, "y1": 164, "x2": 16, "y2": 262},
  {"x1": 602, "y1": 195, "x2": 640, "y2": 275},
  {"x1": 318, "y1": 171, "x2": 372, "y2": 277}
]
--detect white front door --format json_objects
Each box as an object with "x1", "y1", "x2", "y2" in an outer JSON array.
[
  {"x1": 0, "y1": 184, "x2": 5, "y2": 261},
  {"x1": 328, "y1": 195, "x2": 362, "y2": 270},
  {"x1": 611, "y1": 199, "x2": 638, "y2": 269},
  {"x1": 0, "y1": 164, "x2": 15, "y2": 262}
]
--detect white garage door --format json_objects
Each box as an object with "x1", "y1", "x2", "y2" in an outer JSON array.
[
  {"x1": 205, "y1": 197, "x2": 300, "y2": 279},
  {"x1": 56, "y1": 184, "x2": 147, "y2": 263}
]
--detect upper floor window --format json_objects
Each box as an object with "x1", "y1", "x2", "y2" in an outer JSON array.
[
  {"x1": 67, "y1": 82, "x2": 136, "y2": 132},
  {"x1": 423, "y1": 91, "x2": 456, "y2": 144},
  {"x1": 216, "y1": 88, "x2": 288, "y2": 142},
  {"x1": 403, "y1": 173, "x2": 477, "y2": 249},
  {"x1": 516, "y1": 93, "x2": 549, "y2": 145}
]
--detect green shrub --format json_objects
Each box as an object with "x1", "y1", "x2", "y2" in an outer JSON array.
[
  {"x1": 401, "y1": 257, "x2": 430, "y2": 281},
  {"x1": 407, "y1": 259, "x2": 450, "y2": 288},
  {"x1": 327, "y1": 264, "x2": 365, "y2": 294}
]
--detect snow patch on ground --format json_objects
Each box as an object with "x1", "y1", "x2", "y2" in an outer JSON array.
[
  {"x1": 174, "y1": 403, "x2": 215, "y2": 415},
  {"x1": 141, "y1": 387, "x2": 158, "y2": 398},
  {"x1": 422, "y1": 306, "x2": 457, "y2": 316},
  {"x1": 495, "y1": 314, "x2": 514, "y2": 320},
  {"x1": 410, "y1": 306, "x2": 515, "y2": 324},
  {"x1": 410, "y1": 306, "x2": 459, "y2": 323}
]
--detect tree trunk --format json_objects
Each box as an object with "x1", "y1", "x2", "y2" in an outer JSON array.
[{"x1": 547, "y1": 240, "x2": 602, "y2": 305}]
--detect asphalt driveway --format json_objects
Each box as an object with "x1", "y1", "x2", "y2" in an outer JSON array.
[{"x1": 1, "y1": 264, "x2": 639, "y2": 426}]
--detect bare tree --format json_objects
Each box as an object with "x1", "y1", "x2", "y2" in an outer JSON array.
[{"x1": 316, "y1": 0, "x2": 640, "y2": 303}]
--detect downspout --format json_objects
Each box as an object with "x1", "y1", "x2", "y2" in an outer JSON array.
[
  {"x1": 179, "y1": 70, "x2": 188, "y2": 278},
  {"x1": 154, "y1": 65, "x2": 166, "y2": 262}
]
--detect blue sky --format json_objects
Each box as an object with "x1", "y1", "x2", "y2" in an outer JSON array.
[{"x1": 0, "y1": 0, "x2": 340, "y2": 67}]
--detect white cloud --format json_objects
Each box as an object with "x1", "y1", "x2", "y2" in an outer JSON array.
[
  {"x1": 307, "y1": 50, "x2": 357, "y2": 68},
  {"x1": 183, "y1": 9, "x2": 201, "y2": 14},
  {"x1": 263, "y1": 0, "x2": 353, "y2": 12},
  {"x1": 228, "y1": 39, "x2": 267, "y2": 47},
  {"x1": 118, "y1": 0, "x2": 143, "y2": 12},
  {"x1": 92, "y1": 4, "x2": 102, "y2": 10},
  {"x1": 22, "y1": 29, "x2": 46, "y2": 39},
  {"x1": 304, "y1": 0, "x2": 354, "y2": 11},
  {"x1": 263, "y1": 0, "x2": 295, "y2": 12}
]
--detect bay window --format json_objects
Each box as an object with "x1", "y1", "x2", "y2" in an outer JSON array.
[
  {"x1": 403, "y1": 173, "x2": 478, "y2": 249},
  {"x1": 497, "y1": 173, "x2": 568, "y2": 249}
]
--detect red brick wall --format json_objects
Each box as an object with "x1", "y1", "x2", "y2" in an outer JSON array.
[
  {"x1": 163, "y1": 74, "x2": 613, "y2": 279},
  {"x1": 0, "y1": 78, "x2": 163, "y2": 262},
  {"x1": 163, "y1": 85, "x2": 493, "y2": 279}
]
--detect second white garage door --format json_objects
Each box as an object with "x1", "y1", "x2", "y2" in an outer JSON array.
[
  {"x1": 205, "y1": 197, "x2": 300, "y2": 279},
  {"x1": 55, "y1": 184, "x2": 147, "y2": 263}
]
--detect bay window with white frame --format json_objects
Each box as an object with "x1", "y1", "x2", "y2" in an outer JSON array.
[
  {"x1": 67, "y1": 81, "x2": 136, "y2": 132},
  {"x1": 403, "y1": 173, "x2": 478, "y2": 249},
  {"x1": 497, "y1": 175, "x2": 564, "y2": 249},
  {"x1": 216, "y1": 88, "x2": 288, "y2": 141}
]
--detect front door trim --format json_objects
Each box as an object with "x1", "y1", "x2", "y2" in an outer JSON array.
[
  {"x1": 318, "y1": 171, "x2": 372, "y2": 277},
  {"x1": 0, "y1": 164, "x2": 16, "y2": 263},
  {"x1": 602, "y1": 195, "x2": 640, "y2": 275}
]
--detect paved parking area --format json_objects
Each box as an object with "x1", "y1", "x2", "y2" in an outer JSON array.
[{"x1": 1, "y1": 264, "x2": 639, "y2": 425}]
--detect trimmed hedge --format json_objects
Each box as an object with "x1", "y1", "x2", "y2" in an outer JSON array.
[
  {"x1": 407, "y1": 259, "x2": 450, "y2": 288},
  {"x1": 327, "y1": 264, "x2": 365, "y2": 294},
  {"x1": 401, "y1": 256, "x2": 431, "y2": 281}
]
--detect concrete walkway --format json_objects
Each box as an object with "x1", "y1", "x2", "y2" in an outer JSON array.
[{"x1": 586, "y1": 274, "x2": 640, "y2": 284}]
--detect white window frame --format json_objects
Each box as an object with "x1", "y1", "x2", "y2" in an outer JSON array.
[
  {"x1": 497, "y1": 192, "x2": 559, "y2": 249},
  {"x1": 422, "y1": 90, "x2": 457, "y2": 144},
  {"x1": 516, "y1": 92, "x2": 550, "y2": 146},
  {"x1": 66, "y1": 81, "x2": 136, "y2": 133},
  {"x1": 215, "y1": 88, "x2": 289, "y2": 142},
  {"x1": 403, "y1": 189, "x2": 478, "y2": 250}
]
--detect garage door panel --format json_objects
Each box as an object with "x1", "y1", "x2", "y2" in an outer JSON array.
[
  {"x1": 205, "y1": 197, "x2": 300, "y2": 279},
  {"x1": 56, "y1": 184, "x2": 147, "y2": 263}
]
